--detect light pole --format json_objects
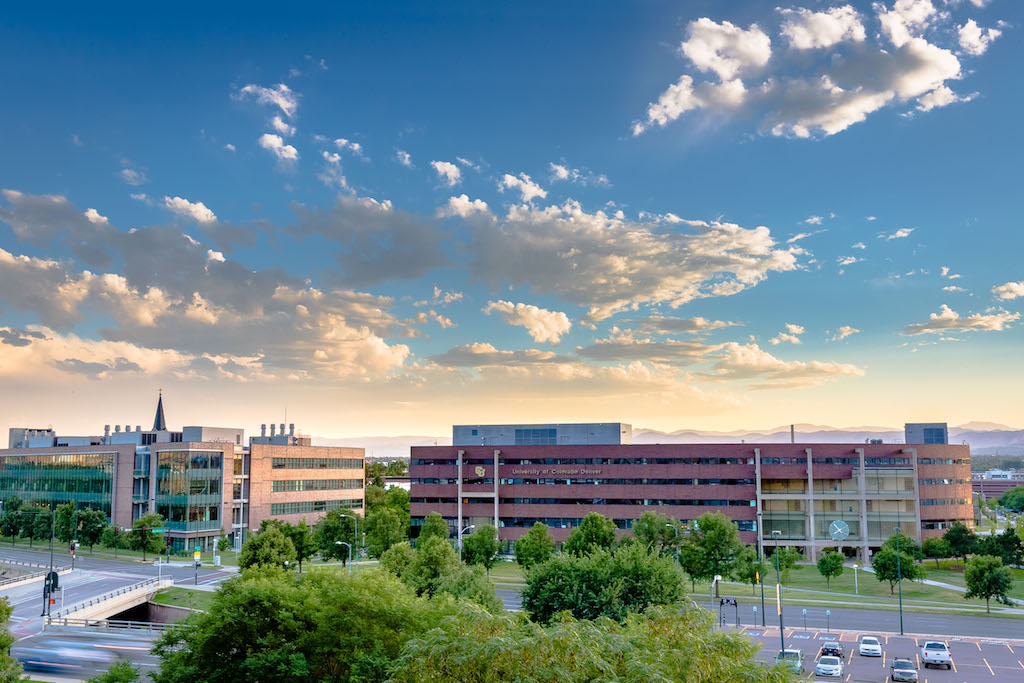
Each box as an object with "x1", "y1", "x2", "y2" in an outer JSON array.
[
  {"x1": 458, "y1": 525, "x2": 474, "y2": 562},
  {"x1": 772, "y1": 530, "x2": 785, "y2": 654},
  {"x1": 711, "y1": 574, "x2": 721, "y2": 614},
  {"x1": 336, "y1": 541, "x2": 352, "y2": 575},
  {"x1": 756, "y1": 512, "x2": 766, "y2": 626},
  {"x1": 338, "y1": 512, "x2": 360, "y2": 565},
  {"x1": 852, "y1": 562, "x2": 859, "y2": 595},
  {"x1": 665, "y1": 523, "x2": 679, "y2": 565},
  {"x1": 894, "y1": 528, "x2": 905, "y2": 636}
]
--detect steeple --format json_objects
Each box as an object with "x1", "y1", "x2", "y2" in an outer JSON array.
[{"x1": 153, "y1": 390, "x2": 167, "y2": 431}]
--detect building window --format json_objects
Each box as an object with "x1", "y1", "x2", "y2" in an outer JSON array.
[
  {"x1": 271, "y1": 457, "x2": 363, "y2": 470},
  {"x1": 922, "y1": 428, "x2": 946, "y2": 444},
  {"x1": 271, "y1": 479, "x2": 363, "y2": 492},
  {"x1": 471, "y1": 429, "x2": 478, "y2": 436},
  {"x1": 270, "y1": 499, "x2": 362, "y2": 515},
  {"x1": 514, "y1": 428, "x2": 557, "y2": 445}
]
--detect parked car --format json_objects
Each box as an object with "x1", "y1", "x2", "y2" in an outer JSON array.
[
  {"x1": 819, "y1": 643, "x2": 845, "y2": 658},
  {"x1": 891, "y1": 657, "x2": 919, "y2": 681},
  {"x1": 775, "y1": 649, "x2": 804, "y2": 673},
  {"x1": 858, "y1": 635, "x2": 882, "y2": 657},
  {"x1": 815, "y1": 655, "x2": 844, "y2": 677},
  {"x1": 921, "y1": 641, "x2": 953, "y2": 669}
]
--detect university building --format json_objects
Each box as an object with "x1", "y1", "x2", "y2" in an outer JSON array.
[
  {"x1": 3, "y1": 394, "x2": 364, "y2": 552},
  {"x1": 410, "y1": 422, "x2": 972, "y2": 561}
]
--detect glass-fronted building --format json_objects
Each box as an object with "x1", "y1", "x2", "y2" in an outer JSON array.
[{"x1": 0, "y1": 452, "x2": 116, "y2": 517}]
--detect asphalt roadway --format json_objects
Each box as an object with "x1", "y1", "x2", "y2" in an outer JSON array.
[{"x1": 746, "y1": 627, "x2": 1024, "y2": 682}]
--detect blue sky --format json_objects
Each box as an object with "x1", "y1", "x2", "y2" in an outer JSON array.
[{"x1": 1, "y1": 0, "x2": 1021, "y2": 436}]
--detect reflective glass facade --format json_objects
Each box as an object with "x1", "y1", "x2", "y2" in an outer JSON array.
[
  {"x1": 155, "y1": 450, "x2": 223, "y2": 532},
  {"x1": 0, "y1": 452, "x2": 115, "y2": 517}
]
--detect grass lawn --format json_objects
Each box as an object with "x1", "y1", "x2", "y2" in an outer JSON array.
[
  {"x1": 152, "y1": 586, "x2": 216, "y2": 611},
  {"x1": 488, "y1": 561, "x2": 526, "y2": 582},
  {"x1": 923, "y1": 560, "x2": 1024, "y2": 599}
]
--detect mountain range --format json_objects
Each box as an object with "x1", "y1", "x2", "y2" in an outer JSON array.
[{"x1": 313, "y1": 423, "x2": 1024, "y2": 460}]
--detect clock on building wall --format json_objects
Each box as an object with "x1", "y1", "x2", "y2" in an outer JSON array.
[{"x1": 829, "y1": 519, "x2": 850, "y2": 541}]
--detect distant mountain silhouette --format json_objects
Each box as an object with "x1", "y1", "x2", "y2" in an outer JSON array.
[{"x1": 312, "y1": 423, "x2": 1024, "y2": 459}]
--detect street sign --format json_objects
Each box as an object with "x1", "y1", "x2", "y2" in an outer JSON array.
[
  {"x1": 829, "y1": 519, "x2": 850, "y2": 541},
  {"x1": 826, "y1": 609, "x2": 831, "y2": 616},
  {"x1": 194, "y1": 546, "x2": 201, "y2": 552},
  {"x1": 150, "y1": 528, "x2": 167, "y2": 533},
  {"x1": 193, "y1": 551, "x2": 201, "y2": 561},
  {"x1": 801, "y1": 608, "x2": 807, "y2": 615}
]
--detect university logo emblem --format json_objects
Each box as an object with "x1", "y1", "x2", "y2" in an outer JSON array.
[{"x1": 475, "y1": 465, "x2": 486, "y2": 477}]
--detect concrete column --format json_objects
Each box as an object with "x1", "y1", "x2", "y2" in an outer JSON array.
[
  {"x1": 856, "y1": 448, "x2": 868, "y2": 563},
  {"x1": 805, "y1": 447, "x2": 816, "y2": 562},
  {"x1": 904, "y1": 448, "x2": 921, "y2": 542},
  {"x1": 457, "y1": 449, "x2": 464, "y2": 542},
  {"x1": 754, "y1": 448, "x2": 763, "y2": 559},
  {"x1": 493, "y1": 449, "x2": 500, "y2": 536}
]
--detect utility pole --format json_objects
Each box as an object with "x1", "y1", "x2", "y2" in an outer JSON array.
[
  {"x1": 895, "y1": 528, "x2": 905, "y2": 636},
  {"x1": 772, "y1": 530, "x2": 785, "y2": 654}
]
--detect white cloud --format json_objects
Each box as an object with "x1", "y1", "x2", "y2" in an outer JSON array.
[
  {"x1": 224, "y1": 144, "x2": 236, "y2": 152},
  {"x1": 697, "y1": 341, "x2": 864, "y2": 388},
  {"x1": 258, "y1": 133, "x2": 299, "y2": 162},
  {"x1": 901, "y1": 304, "x2": 1019, "y2": 335},
  {"x1": 206, "y1": 249, "x2": 226, "y2": 263},
  {"x1": 942, "y1": 285, "x2": 967, "y2": 292},
  {"x1": 235, "y1": 83, "x2": 299, "y2": 118},
  {"x1": 992, "y1": 281, "x2": 1024, "y2": 300},
  {"x1": 271, "y1": 115, "x2": 296, "y2": 136},
  {"x1": 940, "y1": 266, "x2": 961, "y2": 279},
  {"x1": 83, "y1": 208, "x2": 108, "y2": 224},
  {"x1": 779, "y1": 6, "x2": 866, "y2": 50},
  {"x1": 335, "y1": 138, "x2": 366, "y2": 158},
  {"x1": 829, "y1": 325, "x2": 861, "y2": 341},
  {"x1": 803, "y1": 215, "x2": 824, "y2": 225},
  {"x1": 499, "y1": 173, "x2": 547, "y2": 202},
  {"x1": 430, "y1": 161, "x2": 462, "y2": 187},
  {"x1": 433, "y1": 286, "x2": 463, "y2": 305},
  {"x1": 681, "y1": 18, "x2": 772, "y2": 81},
  {"x1": 439, "y1": 194, "x2": 489, "y2": 218},
  {"x1": 914, "y1": 84, "x2": 974, "y2": 112},
  {"x1": 770, "y1": 323, "x2": 804, "y2": 345},
  {"x1": 837, "y1": 256, "x2": 862, "y2": 266},
  {"x1": 885, "y1": 227, "x2": 915, "y2": 240},
  {"x1": 548, "y1": 162, "x2": 610, "y2": 186},
  {"x1": 484, "y1": 300, "x2": 573, "y2": 344},
  {"x1": 625, "y1": 315, "x2": 739, "y2": 335},
  {"x1": 866, "y1": 216, "x2": 877, "y2": 221},
  {"x1": 395, "y1": 149, "x2": 413, "y2": 168},
  {"x1": 317, "y1": 151, "x2": 348, "y2": 190},
  {"x1": 851, "y1": 242, "x2": 867, "y2": 249},
  {"x1": 877, "y1": 0, "x2": 937, "y2": 48},
  {"x1": 118, "y1": 169, "x2": 148, "y2": 186},
  {"x1": 162, "y1": 196, "x2": 217, "y2": 223},
  {"x1": 958, "y1": 18, "x2": 1001, "y2": 56}
]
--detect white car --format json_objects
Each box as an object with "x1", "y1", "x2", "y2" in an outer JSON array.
[
  {"x1": 859, "y1": 636, "x2": 882, "y2": 657},
  {"x1": 921, "y1": 641, "x2": 952, "y2": 669},
  {"x1": 815, "y1": 655, "x2": 844, "y2": 677}
]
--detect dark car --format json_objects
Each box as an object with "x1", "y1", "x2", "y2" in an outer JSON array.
[
  {"x1": 820, "y1": 643, "x2": 845, "y2": 658},
  {"x1": 891, "y1": 657, "x2": 919, "y2": 682}
]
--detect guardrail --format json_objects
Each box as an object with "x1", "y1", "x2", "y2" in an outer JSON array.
[
  {"x1": 51, "y1": 577, "x2": 166, "y2": 619},
  {"x1": 0, "y1": 558, "x2": 66, "y2": 571},
  {"x1": 46, "y1": 617, "x2": 178, "y2": 632}
]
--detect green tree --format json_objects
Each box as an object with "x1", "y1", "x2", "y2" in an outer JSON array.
[
  {"x1": 881, "y1": 530, "x2": 923, "y2": 561},
  {"x1": 388, "y1": 536, "x2": 501, "y2": 612},
  {"x1": 365, "y1": 507, "x2": 407, "y2": 558},
  {"x1": 563, "y1": 512, "x2": 617, "y2": 556},
  {"x1": 632, "y1": 511, "x2": 685, "y2": 556},
  {"x1": 217, "y1": 535, "x2": 233, "y2": 553},
  {"x1": 365, "y1": 462, "x2": 387, "y2": 488},
  {"x1": 386, "y1": 460, "x2": 408, "y2": 477},
  {"x1": 522, "y1": 543, "x2": 685, "y2": 624},
  {"x1": 871, "y1": 547, "x2": 925, "y2": 595},
  {"x1": 86, "y1": 660, "x2": 140, "y2": 683},
  {"x1": 734, "y1": 544, "x2": 767, "y2": 595},
  {"x1": 77, "y1": 508, "x2": 106, "y2": 553},
  {"x1": 417, "y1": 512, "x2": 450, "y2": 543},
  {"x1": 129, "y1": 512, "x2": 165, "y2": 561},
  {"x1": 688, "y1": 512, "x2": 743, "y2": 595},
  {"x1": 284, "y1": 520, "x2": 316, "y2": 572},
  {"x1": 100, "y1": 525, "x2": 127, "y2": 550},
  {"x1": 433, "y1": 565, "x2": 503, "y2": 613},
  {"x1": 678, "y1": 541, "x2": 703, "y2": 591},
  {"x1": 0, "y1": 597, "x2": 23, "y2": 682},
  {"x1": 239, "y1": 525, "x2": 298, "y2": 570},
  {"x1": 998, "y1": 485, "x2": 1024, "y2": 512},
  {"x1": 313, "y1": 509, "x2": 359, "y2": 564},
  {"x1": 816, "y1": 550, "x2": 845, "y2": 588},
  {"x1": 0, "y1": 511, "x2": 18, "y2": 546},
  {"x1": 922, "y1": 537, "x2": 951, "y2": 568},
  {"x1": 379, "y1": 542, "x2": 417, "y2": 578},
  {"x1": 462, "y1": 524, "x2": 501, "y2": 572},
  {"x1": 31, "y1": 508, "x2": 53, "y2": 547},
  {"x1": 980, "y1": 528, "x2": 1024, "y2": 567},
  {"x1": 388, "y1": 605, "x2": 792, "y2": 683},
  {"x1": 943, "y1": 522, "x2": 977, "y2": 565},
  {"x1": 772, "y1": 547, "x2": 800, "y2": 585},
  {"x1": 403, "y1": 536, "x2": 460, "y2": 597},
  {"x1": 964, "y1": 554, "x2": 1014, "y2": 613},
  {"x1": 55, "y1": 502, "x2": 76, "y2": 543},
  {"x1": 514, "y1": 522, "x2": 555, "y2": 569},
  {"x1": 152, "y1": 567, "x2": 456, "y2": 683}
]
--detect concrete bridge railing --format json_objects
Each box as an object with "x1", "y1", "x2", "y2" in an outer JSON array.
[{"x1": 48, "y1": 577, "x2": 173, "y2": 622}]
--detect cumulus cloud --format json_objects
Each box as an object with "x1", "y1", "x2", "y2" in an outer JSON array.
[
  {"x1": 234, "y1": 83, "x2": 299, "y2": 118},
  {"x1": 829, "y1": 325, "x2": 861, "y2": 341},
  {"x1": 901, "y1": 304, "x2": 1019, "y2": 335},
  {"x1": 84, "y1": 208, "x2": 108, "y2": 224},
  {"x1": 625, "y1": 315, "x2": 738, "y2": 335},
  {"x1": 162, "y1": 196, "x2": 217, "y2": 223},
  {"x1": 991, "y1": 281, "x2": 1024, "y2": 300},
  {"x1": 885, "y1": 227, "x2": 915, "y2": 240},
  {"x1": 433, "y1": 286, "x2": 463, "y2": 305},
  {"x1": 958, "y1": 19, "x2": 1001, "y2": 56},
  {"x1": 224, "y1": 144, "x2": 236, "y2": 152},
  {"x1": 635, "y1": 4, "x2": 979, "y2": 139},
  {"x1": 466, "y1": 201, "x2": 800, "y2": 323},
  {"x1": 548, "y1": 162, "x2": 610, "y2": 186},
  {"x1": 258, "y1": 133, "x2": 299, "y2": 162},
  {"x1": 334, "y1": 138, "x2": 366, "y2": 158},
  {"x1": 55, "y1": 356, "x2": 142, "y2": 379},
  {"x1": 484, "y1": 300, "x2": 573, "y2": 344},
  {"x1": 851, "y1": 242, "x2": 866, "y2": 249},
  {"x1": 696, "y1": 341, "x2": 864, "y2": 388},
  {"x1": 429, "y1": 342, "x2": 575, "y2": 367},
  {"x1": 395, "y1": 149, "x2": 413, "y2": 168},
  {"x1": 770, "y1": 323, "x2": 804, "y2": 345},
  {"x1": 271, "y1": 115, "x2": 296, "y2": 136},
  {"x1": 118, "y1": 169, "x2": 148, "y2": 186},
  {"x1": 0, "y1": 327, "x2": 46, "y2": 347},
  {"x1": 803, "y1": 215, "x2": 824, "y2": 225},
  {"x1": 942, "y1": 285, "x2": 968, "y2": 292},
  {"x1": 499, "y1": 173, "x2": 547, "y2": 202},
  {"x1": 940, "y1": 266, "x2": 961, "y2": 279},
  {"x1": 439, "y1": 194, "x2": 489, "y2": 218},
  {"x1": 780, "y1": 6, "x2": 866, "y2": 50},
  {"x1": 430, "y1": 161, "x2": 462, "y2": 187},
  {"x1": 837, "y1": 256, "x2": 862, "y2": 266},
  {"x1": 575, "y1": 329, "x2": 710, "y2": 364},
  {"x1": 317, "y1": 151, "x2": 348, "y2": 190}
]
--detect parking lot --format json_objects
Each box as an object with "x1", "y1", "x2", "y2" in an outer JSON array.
[{"x1": 744, "y1": 627, "x2": 1024, "y2": 682}]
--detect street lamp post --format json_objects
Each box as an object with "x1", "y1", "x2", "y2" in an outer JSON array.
[
  {"x1": 894, "y1": 528, "x2": 905, "y2": 636},
  {"x1": 336, "y1": 541, "x2": 352, "y2": 575},
  {"x1": 852, "y1": 562, "x2": 859, "y2": 595},
  {"x1": 665, "y1": 523, "x2": 680, "y2": 566},
  {"x1": 711, "y1": 574, "x2": 721, "y2": 615},
  {"x1": 772, "y1": 530, "x2": 785, "y2": 655},
  {"x1": 756, "y1": 512, "x2": 766, "y2": 626},
  {"x1": 458, "y1": 525, "x2": 475, "y2": 562},
  {"x1": 338, "y1": 512, "x2": 359, "y2": 565}
]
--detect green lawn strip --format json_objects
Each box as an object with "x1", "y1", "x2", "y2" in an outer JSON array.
[
  {"x1": 152, "y1": 586, "x2": 216, "y2": 611},
  {"x1": 487, "y1": 562, "x2": 525, "y2": 581},
  {"x1": 924, "y1": 562, "x2": 1024, "y2": 600}
]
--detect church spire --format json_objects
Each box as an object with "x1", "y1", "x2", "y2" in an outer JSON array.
[{"x1": 153, "y1": 390, "x2": 167, "y2": 431}]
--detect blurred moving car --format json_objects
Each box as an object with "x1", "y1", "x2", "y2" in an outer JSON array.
[
  {"x1": 11, "y1": 638, "x2": 116, "y2": 673},
  {"x1": 921, "y1": 641, "x2": 953, "y2": 669},
  {"x1": 815, "y1": 655, "x2": 844, "y2": 677},
  {"x1": 858, "y1": 635, "x2": 882, "y2": 657},
  {"x1": 890, "y1": 657, "x2": 919, "y2": 682},
  {"x1": 775, "y1": 649, "x2": 804, "y2": 673}
]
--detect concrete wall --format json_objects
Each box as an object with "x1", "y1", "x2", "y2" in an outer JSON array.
[{"x1": 146, "y1": 601, "x2": 204, "y2": 623}]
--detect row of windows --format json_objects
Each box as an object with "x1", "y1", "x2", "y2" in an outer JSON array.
[
  {"x1": 271, "y1": 458, "x2": 363, "y2": 470},
  {"x1": 157, "y1": 451, "x2": 222, "y2": 470},
  {"x1": 489, "y1": 517, "x2": 757, "y2": 532},
  {"x1": 412, "y1": 457, "x2": 756, "y2": 466},
  {"x1": 918, "y1": 478, "x2": 971, "y2": 486},
  {"x1": 271, "y1": 479, "x2": 363, "y2": 492},
  {"x1": 918, "y1": 458, "x2": 968, "y2": 465},
  {"x1": 812, "y1": 457, "x2": 860, "y2": 465},
  {"x1": 515, "y1": 428, "x2": 558, "y2": 445},
  {"x1": 497, "y1": 478, "x2": 755, "y2": 486},
  {"x1": 921, "y1": 498, "x2": 970, "y2": 506},
  {"x1": 270, "y1": 499, "x2": 362, "y2": 515},
  {"x1": 497, "y1": 498, "x2": 755, "y2": 507}
]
